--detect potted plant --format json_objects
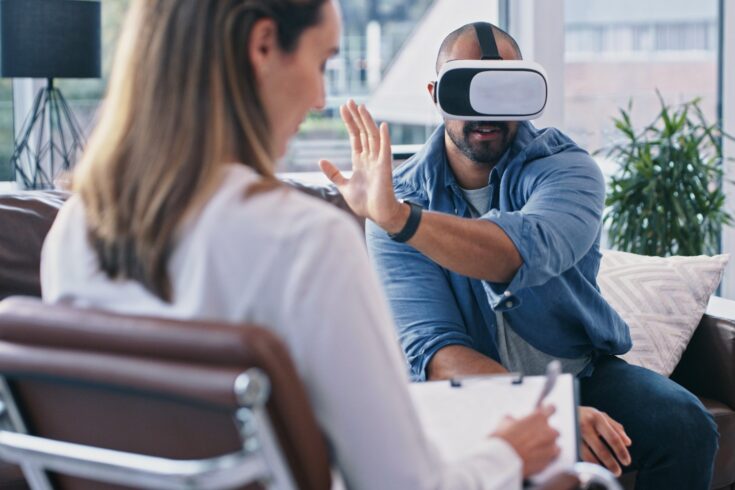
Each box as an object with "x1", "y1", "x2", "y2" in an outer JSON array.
[{"x1": 601, "y1": 93, "x2": 732, "y2": 256}]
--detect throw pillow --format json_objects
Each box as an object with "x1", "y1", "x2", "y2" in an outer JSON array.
[{"x1": 597, "y1": 250, "x2": 729, "y2": 377}]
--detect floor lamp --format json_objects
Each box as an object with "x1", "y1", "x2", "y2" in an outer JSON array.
[{"x1": 0, "y1": 0, "x2": 101, "y2": 189}]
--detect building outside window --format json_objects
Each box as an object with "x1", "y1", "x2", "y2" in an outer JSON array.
[
  {"x1": 563, "y1": 0, "x2": 719, "y2": 158},
  {"x1": 280, "y1": 0, "x2": 435, "y2": 172}
]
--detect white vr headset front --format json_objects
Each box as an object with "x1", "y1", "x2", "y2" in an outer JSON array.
[{"x1": 434, "y1": 23, "x2": 548, "y2": 121}]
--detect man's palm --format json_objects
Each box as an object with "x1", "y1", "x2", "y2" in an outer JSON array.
[{"x1": 320, "y1": 100, "x2": 401, "y2": 229}]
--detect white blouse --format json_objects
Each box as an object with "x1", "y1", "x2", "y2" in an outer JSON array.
[{"x1": 41, "y1": 163, "x2": 522, "y2": 490}]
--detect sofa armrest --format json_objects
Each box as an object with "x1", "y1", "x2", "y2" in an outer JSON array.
[
  {"x1": 670, "y1": 296, "x2": 735, "y2": 410},
  {"x1": 280, "y1": 177, "x2": 364, "y2": 230},
  {"x1": 0, "y1": 191, "x2": 68, "y2": 300}
]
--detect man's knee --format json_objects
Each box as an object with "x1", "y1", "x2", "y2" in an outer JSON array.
[
  {"x1": 655, "y1": 387, "x2": 718, "y2": 463},
  {"x1": 682, "y1": 394, "x2": 719, "y2": 458}
]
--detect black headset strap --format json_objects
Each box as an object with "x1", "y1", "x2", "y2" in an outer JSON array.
[{"x1": 473, "y1": 22, "x2": 502, "y2": 60}]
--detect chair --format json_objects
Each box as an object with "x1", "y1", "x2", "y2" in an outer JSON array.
[{"x1": 0, "y1": 296, "x2": 331, "y2": 490}]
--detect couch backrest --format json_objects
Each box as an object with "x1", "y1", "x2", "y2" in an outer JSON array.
[
  {"x1": 0, "y1": 192, "x2": 68, "y2": 300},
  {"x1": 0, "y1": 181, "x2": 357, "y2": 301}
]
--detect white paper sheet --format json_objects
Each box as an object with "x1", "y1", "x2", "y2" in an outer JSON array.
[{"x1": 409, "y1": 373, "x2": 578, "y2": 484}]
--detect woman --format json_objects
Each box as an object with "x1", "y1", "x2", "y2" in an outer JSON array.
[{"x1": 40, "y1": 1, "x2": 559, "y2": 488}]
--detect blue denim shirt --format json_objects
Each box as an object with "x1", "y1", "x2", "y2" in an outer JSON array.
[{"x1": 366, "y1": 122, "x2": 632, "y2": 381}]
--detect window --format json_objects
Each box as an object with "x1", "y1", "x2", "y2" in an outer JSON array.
[
  {"x1": 3, "y1": 0, "x2": 499, "y2": 180},
  {"x1": 0, "y1": 81, "x2": 12, "y2": 182},
  {"x1": 563, "y1": 0, "x2": 719, "y2": 157},
  {"x1": 280, "y1": 0, "x2": 438, "y2": 172},
  {"x1": 1, "y1": 0, "x2": 131, "y2": 184},
  {"x1": 566, "y1": 22, "x2": 717, "y2": 55}
]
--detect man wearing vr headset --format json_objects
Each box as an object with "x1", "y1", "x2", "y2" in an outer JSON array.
[{"x1": 320, "y1": 22, "x2": 717, "y2": 490}]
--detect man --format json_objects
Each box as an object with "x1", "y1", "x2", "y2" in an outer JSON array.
[{"x1": 320, "y1": 22, "x2": 718, "y2": 490}]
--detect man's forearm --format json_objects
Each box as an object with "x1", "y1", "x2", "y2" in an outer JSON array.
[
  {"x1": 426, "y1": 344, "x2": 508, "y2": 380},
  {"x1": 322, "y1": 101, "x2": 522, "y2": 283},
  {"x1": 386, "y1": 205, "x2": 522, "y2": 283}
]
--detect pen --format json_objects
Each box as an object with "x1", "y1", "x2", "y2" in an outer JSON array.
[{"x1": 535, "y1": 360, "x2": 561, "y2": 408}]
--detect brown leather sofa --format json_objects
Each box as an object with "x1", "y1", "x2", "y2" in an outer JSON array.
[{"x1": 0, "y1": 185, "x2": 734, "y2": 489}]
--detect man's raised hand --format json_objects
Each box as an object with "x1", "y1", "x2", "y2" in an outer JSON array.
[{"x1": 319, "y1": 100, "x2": 409, "y2": 233}]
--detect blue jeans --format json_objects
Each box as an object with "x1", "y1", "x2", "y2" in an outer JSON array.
[{"x1": 579, "y1": 356, "x2": 718, "y2": 490}]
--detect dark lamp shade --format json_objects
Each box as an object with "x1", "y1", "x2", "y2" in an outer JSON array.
[{"x1": 0, "y1": 0, "x2": 101, "y2": 78}]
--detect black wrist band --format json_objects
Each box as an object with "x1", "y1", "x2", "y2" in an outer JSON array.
[{"x1": 388, "y1": 201, "x2": 422, "y2": 243}]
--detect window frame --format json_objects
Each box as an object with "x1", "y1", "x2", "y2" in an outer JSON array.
[{"x1": 719, "y1": 0, "x2": 735, "y2": 296}]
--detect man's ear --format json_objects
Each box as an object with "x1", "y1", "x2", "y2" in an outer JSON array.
[
  {"x1": 427, "y1": 81, "x2": 437, "y2": 104},
  {"x1": 249, "y1": 18, "x2": 278, "y2": 78}
]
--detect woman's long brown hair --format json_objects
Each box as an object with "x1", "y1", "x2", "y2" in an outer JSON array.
[{"x1": 73, "y1": 0, "x2": 327, "y2": 302}]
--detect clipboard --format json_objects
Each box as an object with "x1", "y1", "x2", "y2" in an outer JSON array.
[{"x1": 409, "y1": 372, "x2": 580, "y2": 486}]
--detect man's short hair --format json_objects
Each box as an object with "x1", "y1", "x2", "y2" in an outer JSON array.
[{"x1": 435, "y1": 23, "x2": 522, "y2": 74}]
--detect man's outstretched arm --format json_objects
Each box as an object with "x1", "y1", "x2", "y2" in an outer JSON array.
[
  {"x1": 399, "y1": 210, "x2": 522, "y2": 283},
  {"x1": 321, "y1": 100, "x2": 606, "y2": 297},
  {"x1": 321, "y1": 100, "x2": 522, "y2": 284}
]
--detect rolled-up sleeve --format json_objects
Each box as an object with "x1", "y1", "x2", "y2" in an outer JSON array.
[
  {"x1": 481, "y1": 153, "x2": 605, "y2": 311},
  {"x1": 366, "y1": 219, "x2": 473, "y2": 381}
]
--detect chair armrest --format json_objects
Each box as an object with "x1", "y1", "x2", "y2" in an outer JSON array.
[
  {"x1": 533, "y1": 472, "x2": 580, "y2": 490},
  {"x1": 530, "y1": 463, "x2": 622, "y2": 490},
  {"x1": 670, "y1": 296, "x2": 735, "y2": 410}
]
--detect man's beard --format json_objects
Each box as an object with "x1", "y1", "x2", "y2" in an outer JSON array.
[{"x1": 447, "y1": 121, "x2": 511, "y2": 166}]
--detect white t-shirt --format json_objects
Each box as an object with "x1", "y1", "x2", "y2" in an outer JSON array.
[{"x1": 41, "y1": 163, "x2": 522, "y2": 490}]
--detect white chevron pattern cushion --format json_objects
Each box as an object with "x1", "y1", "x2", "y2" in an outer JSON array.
[{"x1": 597, "y1": 250, "x2": 729, "y2": 377}]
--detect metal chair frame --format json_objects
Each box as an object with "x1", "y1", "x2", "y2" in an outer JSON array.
[{"x1": 0, "y1": 368, "x2": 298, "y2": 490}]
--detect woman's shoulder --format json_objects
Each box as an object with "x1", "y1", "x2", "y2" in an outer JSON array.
[{"x1": 42, "y1": 194, "x2": 87, "y2": 247}]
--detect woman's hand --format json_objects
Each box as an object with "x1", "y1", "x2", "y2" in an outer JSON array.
[
  {"x1": 319, "y1": 100, "x2": 409, "y2": 233},
  {"x1": 492, "y1": 405, "x2": 561, "y2": 478}
]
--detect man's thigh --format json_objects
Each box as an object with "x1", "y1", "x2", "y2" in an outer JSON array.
[{"x1": 578, "y1": 355, "x2": 716, "y2": 472}]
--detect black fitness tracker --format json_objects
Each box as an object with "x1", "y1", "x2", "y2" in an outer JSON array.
[{"x1": 388, "y1": 200, "x2": 423, "y2": 243}]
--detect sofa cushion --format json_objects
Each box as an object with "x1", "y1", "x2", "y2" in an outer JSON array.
[
  {"x1": 597, "y1": 250, "x2": 729, "y2": 376},
  {"x1": 0, "y1": 191, "x2": 68, "y2": 300}
]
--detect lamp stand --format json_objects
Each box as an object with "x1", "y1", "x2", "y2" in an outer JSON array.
[{"x1": 10, "y1": 78, "x2": 86, "y2": 189}]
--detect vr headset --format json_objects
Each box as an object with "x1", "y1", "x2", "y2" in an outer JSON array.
[{"x1": 434, "y1": 22, "x2": 548, "y2": 121}]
